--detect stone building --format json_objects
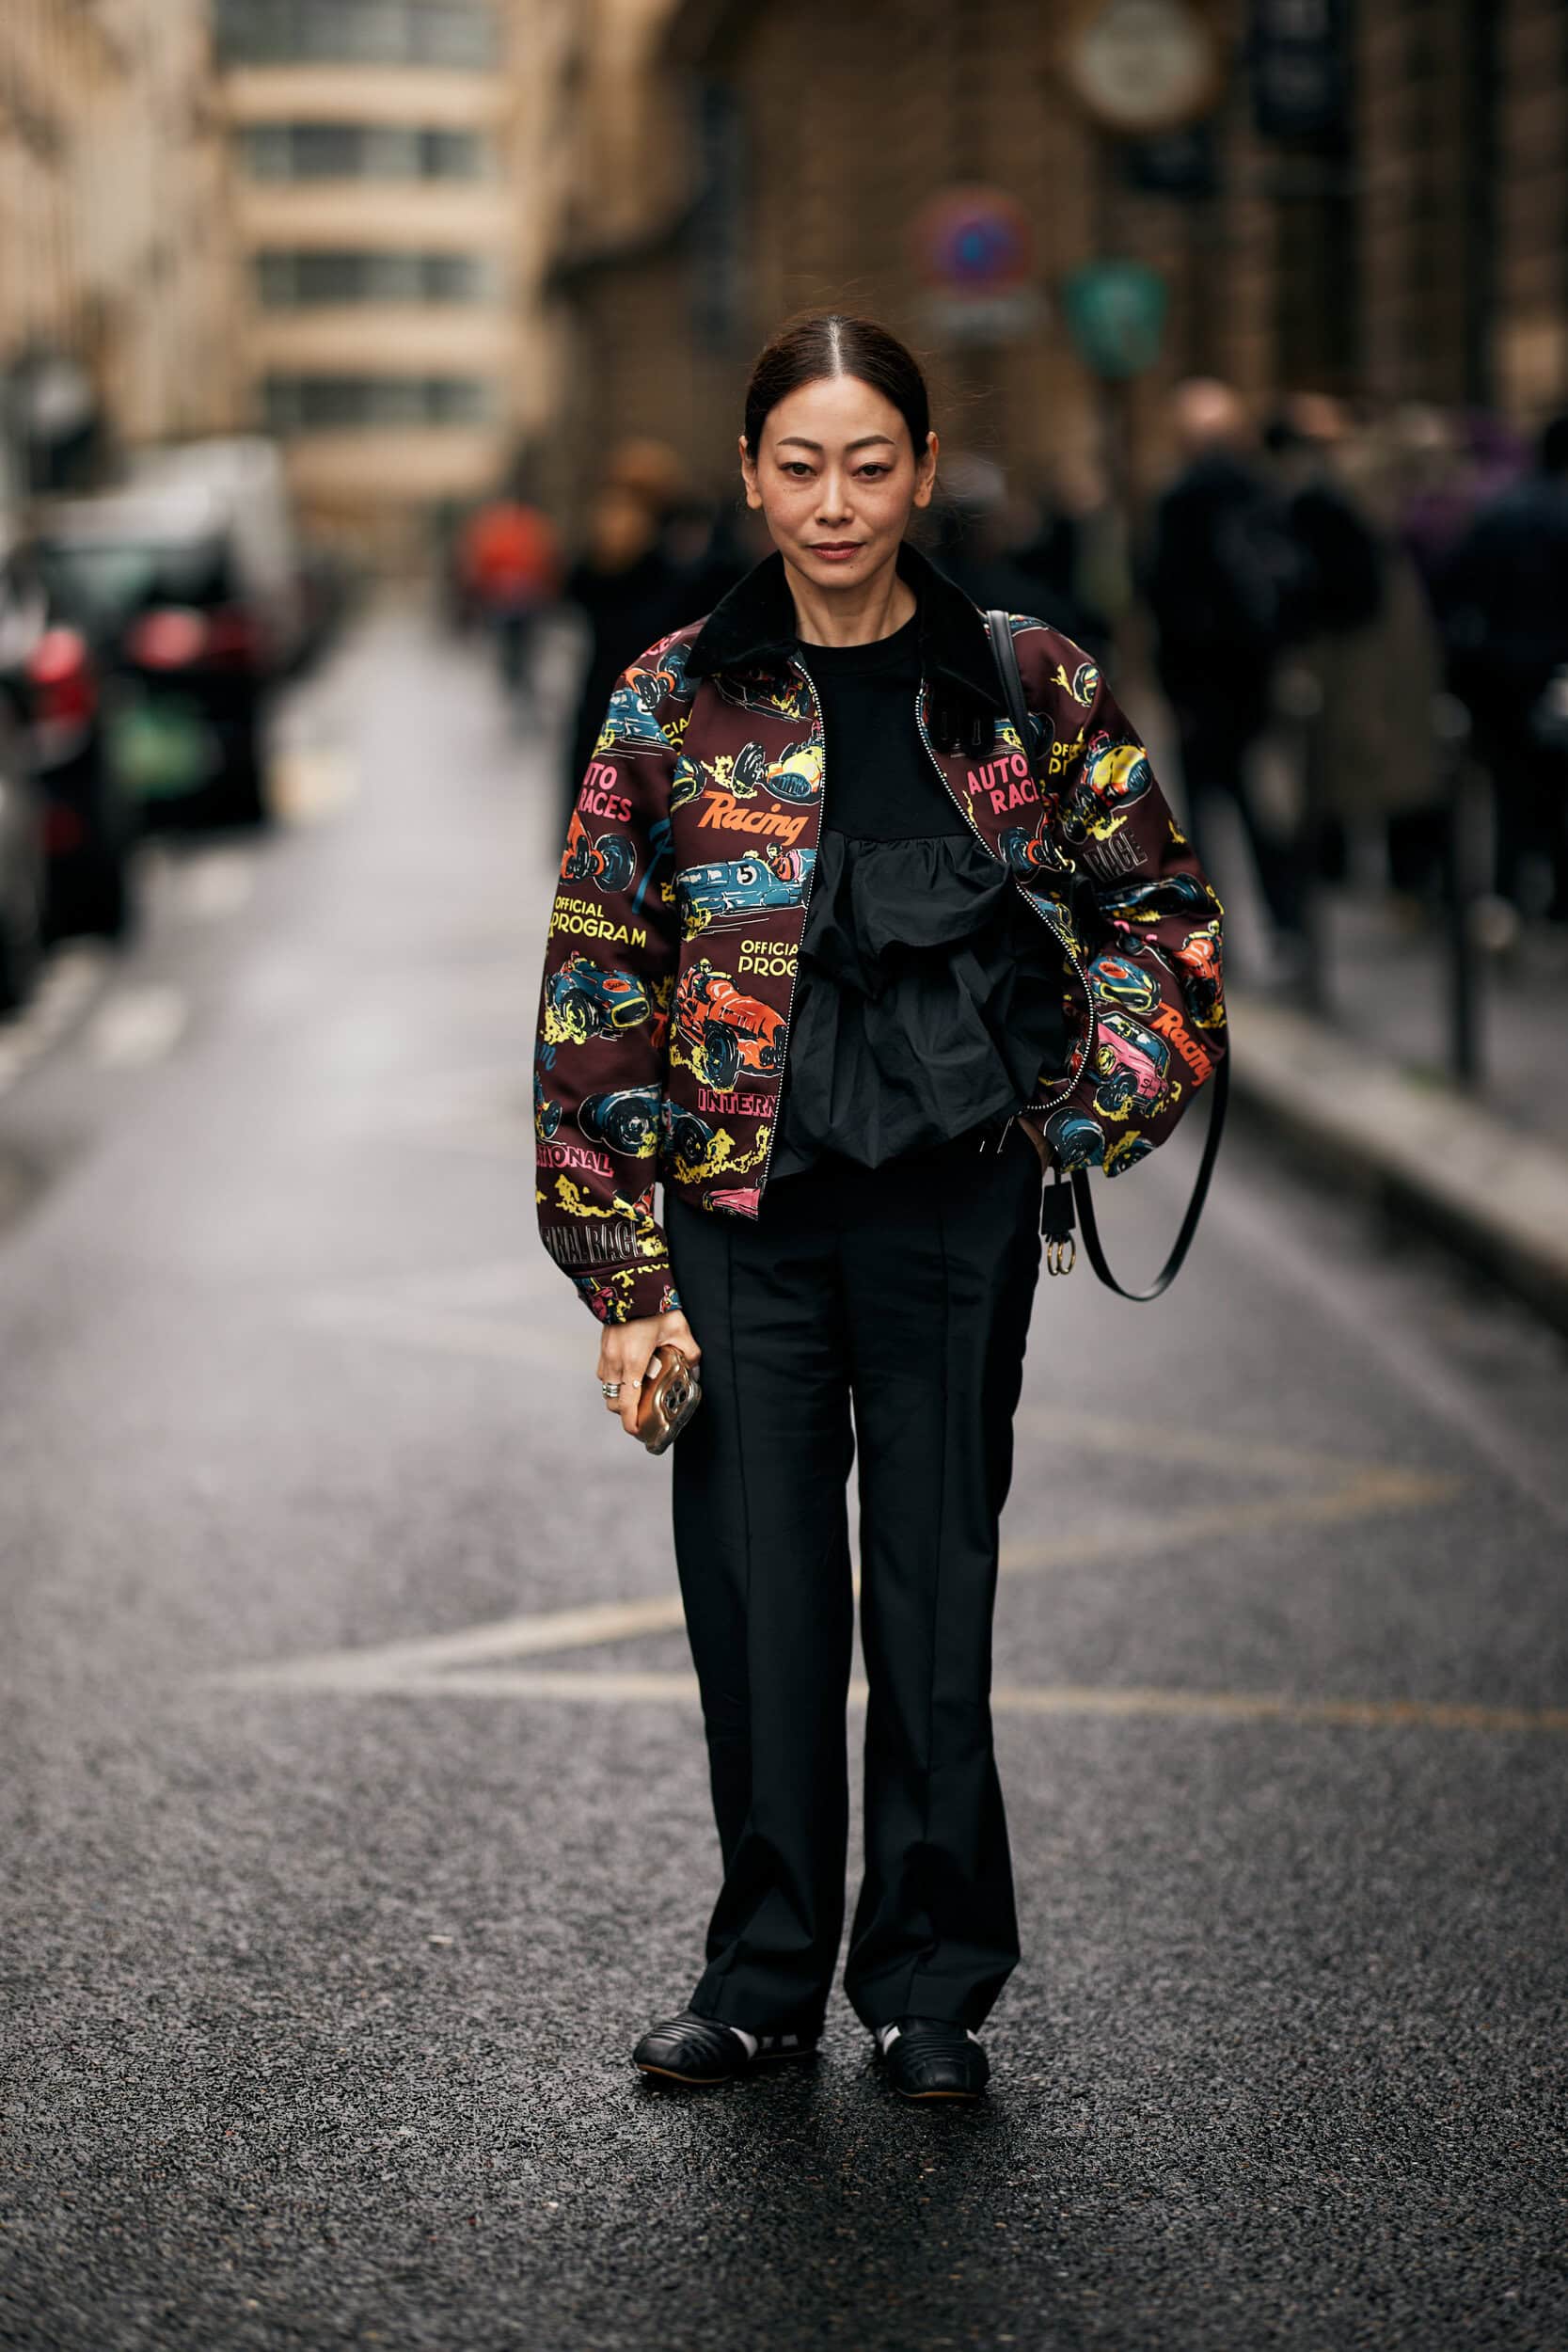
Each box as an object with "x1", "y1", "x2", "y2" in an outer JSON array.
[
  {"x1": 0, "y1": 0, "x2": 241, "y2": 499},
  {"x1": 547, "y1": 0, "x2": 1568, "y2": 516},
  {"x1": 214, "y1": 0, "x2": 580, "y2": 562}
]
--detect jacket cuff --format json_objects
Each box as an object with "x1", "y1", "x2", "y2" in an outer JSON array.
[{"x1": 568, "y1": 1256, "x2": 683, "y2": 1327}]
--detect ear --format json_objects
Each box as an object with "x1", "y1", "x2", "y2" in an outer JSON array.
[
  {"x1": 738, "y1": 432, "x2": 762, "y2": 511},
  {"x1": 911, "y1": 430, "x2": 940, "y2": 511}
]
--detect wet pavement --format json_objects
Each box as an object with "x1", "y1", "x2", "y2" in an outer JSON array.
[{"x1": 2, "y1": 605, "x2": 1565, "y2": 2352}]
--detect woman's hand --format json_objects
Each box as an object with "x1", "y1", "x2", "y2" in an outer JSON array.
[{"x1": 597, "y1": 1309, "x2": 703, "y2": 1439}]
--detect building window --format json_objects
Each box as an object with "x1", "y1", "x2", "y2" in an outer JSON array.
[
  {"x1": 254, "y1": 251, "x2": 492, "y2": 305},
  {"x1": 261, "y1": 374, "x2": 493, "y2": 431},
  {"x1": 216, "y1": 1, "x2": 498, "y2": 69},
  {"x1": 239, "y1": 124, "x2": 489, "y2": 181}
]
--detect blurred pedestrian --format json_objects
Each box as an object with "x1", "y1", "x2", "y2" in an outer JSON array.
[
  {"x1": 457, "y1": 483, "x2": 562, "y2": 716},
  {"x1": 1145, "y1": 379, "x2": 1307, "y2": 959},
  {"x1": 532, "y1": 312, "x2": 1227, "y2": 2102},
  {"x1": 1263, "y1": 396, "x2": 1442, "y2": 906},
  {"x1": 1441, "y1": 413, "x2": 1568, "y2": 931},
  {"x1": 561, "y1": 480, "x2": 685, "y2": 831}
]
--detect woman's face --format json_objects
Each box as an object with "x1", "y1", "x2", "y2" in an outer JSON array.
[{"x1": 739, "y1": 373, "x2": 937, "y2": 591}]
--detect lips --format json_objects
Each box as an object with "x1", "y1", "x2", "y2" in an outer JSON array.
[{"x1": 810, "y1": 542, "x2": 864, "y2": 560}]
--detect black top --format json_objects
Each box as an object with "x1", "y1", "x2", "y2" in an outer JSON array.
[{"x1": 768, "y1": 604, "x2": 1070, "y2": 1183}]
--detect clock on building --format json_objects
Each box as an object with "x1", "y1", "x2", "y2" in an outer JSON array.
[{"x1": 1064, "y1": 0, "x2": 1221, "y2": 135}]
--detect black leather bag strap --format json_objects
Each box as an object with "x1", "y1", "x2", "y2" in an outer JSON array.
[{"x1": 986, "y1": 612, "x2": 1228, "y2": 1303}]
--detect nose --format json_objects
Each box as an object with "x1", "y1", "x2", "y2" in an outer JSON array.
[{"x1": 815, "y1": 469, "x2": 851, "y2": 526}]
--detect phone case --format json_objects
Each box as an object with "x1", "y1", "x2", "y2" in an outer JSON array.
[{"x1": 634, "y1": 1343, "x2": 703, "y2": 1454}]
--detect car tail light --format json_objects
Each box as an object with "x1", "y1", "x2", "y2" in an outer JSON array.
[
  {"x1": 26, "y1": 627, "x2": 97, "y2": 726},
  {"x1": 127, "y1": 607, "x2": 210, "y2": 670},
  {"x1": 204, "y1": 604, "x2": 264, "y2": 669}
]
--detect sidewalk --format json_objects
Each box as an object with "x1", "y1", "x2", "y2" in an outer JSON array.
[
  {"x1": 1225, "y1": 895, "x2": 1568, "y2": 1337},
  {"x1": 1125, "y1": 673, "x2": 1568, "y2": 1334}
]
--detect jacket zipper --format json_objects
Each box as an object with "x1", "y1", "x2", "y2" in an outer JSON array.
[
  {"x1": 913, "y1": 686, "x2": 1095, "y2": 1149},
  {"x1": 745, "y1": 656, "x2": 827, "y2": 1218}
]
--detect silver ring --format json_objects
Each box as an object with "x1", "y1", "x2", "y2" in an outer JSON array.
[{"x1": 600, "y1": 1379, "x2": 621, "y2": 1398}]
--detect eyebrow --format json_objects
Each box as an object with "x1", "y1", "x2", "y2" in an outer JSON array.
[{"x1": 773, "y1": 435, "x2": 898, "y2": 453}]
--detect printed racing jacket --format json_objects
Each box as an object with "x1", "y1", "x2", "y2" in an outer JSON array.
[{"x1": 533, "y1": 541, "x2": 1227, "y2": 1325}]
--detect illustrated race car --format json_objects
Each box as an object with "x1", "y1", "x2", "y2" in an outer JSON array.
[
  {"x1": 1102, "y1": 1130, "x2": 1154, "y2": 1178},
  {"x1": 673, "y1": 960, "x2": 785, "y2": 1089},
  {"x1": 736, "y1": 738, "x2": 821, "y2": 803},
  {"x1": 1058, "y1": 736, "x2": 1153, "y2": 847},
  {"x1": 533, "y1": 1070, "x2": 561, "y2": 1141},
  {"x1": 1174, "y1": 920, "x2": 1224, "y2": 1028},
  {"x1": 1098, "y1": 873, "x2": 1215, "y2": 926},
  {"x1": 999, "y1": 816, "x2": 1071, "y2": 879},
  {"x1": 1043, "y1": 1108, "x2": 1106, "y2": 1171},
  {"x1": 675, "y1": 848, "x2": 816, "y2": 930},
  {"x1": 578, "y1": 1084, "x2": 660, "y2": 1155},
  {"x1": 659, "y1": 1099, "x2": 717, "y2": 1177},
  {"x1": 1090, "y1": 1009, "x2": 1178, "y2": 1121},
  {"x1": 561, "y1": 808, "x2": 636, "y2": 892},
  {"x1": 544, "y1": 952, "x2": 651, "y2": 1044},
  {"x1": 1088, "y1": 950, "x2": 1158, "y2": 1015}
]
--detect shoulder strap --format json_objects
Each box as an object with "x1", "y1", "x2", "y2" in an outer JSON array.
[{"x1": 985, "y1": 612, "x2": 1227, "y2": 1303}]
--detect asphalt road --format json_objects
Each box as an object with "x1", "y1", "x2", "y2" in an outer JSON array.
[{"x1": 2, "y1": 606, "x2": 1565, "y2": 2352}]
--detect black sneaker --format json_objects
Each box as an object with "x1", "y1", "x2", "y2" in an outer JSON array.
[
  {"x1": 873, "y1": 2016, "x2": 990, "y2": 2100},
  {"x1": 632, "y1": 2009, "x2": 818, "y2": 2086}
]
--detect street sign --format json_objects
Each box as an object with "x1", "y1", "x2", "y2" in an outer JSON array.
[
  {"x1": 1061, "y1": 261, "x2": 1168, "y2": 377},
  {"x1": 911, "y1": 185, "x2": 1043, "y2": 345},
  {"x1": 1064, "y1": 0, "x2": 1221, "y2": 135}
]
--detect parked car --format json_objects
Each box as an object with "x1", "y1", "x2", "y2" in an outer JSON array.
[
  {"x1": 0, "y1": 683, "x2": 44, "y2": 1014},
  {"x1": 0, "y1": 529, "x2": 137, "y2": 941},
  {"x1": 38, "y1": 443, "x2": 304, "y2": 829}
]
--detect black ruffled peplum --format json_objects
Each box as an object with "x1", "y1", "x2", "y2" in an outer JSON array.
[{"x1": 768, "y1": 826, "x2": 1071, "y2": 1182}]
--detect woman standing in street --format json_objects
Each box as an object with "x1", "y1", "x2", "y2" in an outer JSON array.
[{"x1": 533, "y1": 315, "x2": 1226, "y2": 2101}]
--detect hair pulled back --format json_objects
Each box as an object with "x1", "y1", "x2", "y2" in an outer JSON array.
[{"x1": 742, "y1": 313, "x2": 931, "y2": 462}]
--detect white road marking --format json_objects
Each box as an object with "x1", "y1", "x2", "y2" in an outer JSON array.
[
  {"x1": 0, "y1": 944, "x2": 110, "y2": 1095},
  {"x1": 180, "y1": 849, "x2": 255, "y2": 920},
  {"x1": 270, "y1": 744, "x2": 357, "y2": 828},
  {"x1": 87, "y1": 983, "x2": 189, "y2": 1068}
]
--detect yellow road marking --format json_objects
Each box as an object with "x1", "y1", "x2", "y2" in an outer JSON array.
[{"x1": 208, "y1": 1658, "x2": 1568, "y2": 1736}]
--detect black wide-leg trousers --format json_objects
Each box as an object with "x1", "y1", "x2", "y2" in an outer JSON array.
[{"x1": 663, "y1": 1119, "x2": 1044, "y2": 2039}]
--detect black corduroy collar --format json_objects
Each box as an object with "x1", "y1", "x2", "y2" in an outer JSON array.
[{"x1": 684, "y1": 538, "x2": 1006, "y2": 742}]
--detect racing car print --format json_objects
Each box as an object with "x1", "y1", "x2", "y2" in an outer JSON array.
[
  {"x1": 1058, "y1": 736, "x2": 1154, "y2": 848},
  {"x1": 543, "y1": 952, "x2": 651, "y2": 1045},
  {"x1": 1090, "y1": 1009, "x2": 1180, "y2": 1122},
  {"x1": 1087, "y1": 949, "x2": 1159, "y2": 1016},
  {"x1": 1102, "y1": 1130, "x2": 1154, "y2": 1178},
  {"x1": 1097, "y1": 872, "x2": 1217, "y2": 926},
  {"x1": 659, "y1": 1099, "x2": 717, "y2": 1179},
  {"x1": 715, "y1": 666, "x2": 815, "y2": 723},
  {"x1": 534, "y1": 1070, "x2": 562, "y2": 1141},
  {"x1": 1043, "y1": 1107, "x2": 1106, "y2": 1171},
  {"x1": 674, "y1": 848, "x2": 816, "y2": 931},
  {"x1": 560, "y1": 808, "x2": 637, "y2": 893},
  {"x1": 707, "y1": 1184, "x2": 761, "y2": 1214},
  {"x1": 1173, "y1": 919, "x2": 1225, "y2": 1029},
  {"x1": 999, "y1": 815, "x2": 1072, "y2": 880},
  {"x1": 758, "y1": 739, "x2": 823, "y2": 803},
  {"x1": 578, "y1": 1084, "x2": 661, "y2": 1156},
  {"x1": 673, "y1": 959, "x2": 786, "y2": 1090}
]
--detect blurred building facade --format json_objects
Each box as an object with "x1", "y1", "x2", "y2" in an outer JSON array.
[
  {"x1": 546, "y1": 0, "x2": 1568, "y2": 516},
  {"x1": 0, "y1": 0, "x2": 241, "y2": 502},
  {"x1": 214, "y1": 0, "x2": 578, "y2": 564}
]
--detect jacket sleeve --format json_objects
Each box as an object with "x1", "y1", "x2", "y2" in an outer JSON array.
[
  {"x1": 532, "y1": 644, "x2": 685, "y2": 1326},
  {"x1": 1026, "y1": 661, "x2": 1227, "y2": 1181}
]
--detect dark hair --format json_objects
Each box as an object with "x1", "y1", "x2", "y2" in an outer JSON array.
[
  {"x1": 742, "y1": 313, "x2": 931, "y2": 463},
  {"x1": 1540, "y1": 413, "x2": 1568, "y2": 476}
]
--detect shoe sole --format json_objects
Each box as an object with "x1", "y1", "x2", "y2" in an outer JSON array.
[
  {"x1": 893, "y1": 2083, "x2": 987, "y2": 2100},
  {"x1": 634, "y1": 2047, "x2": 818, "y2": 2086}
]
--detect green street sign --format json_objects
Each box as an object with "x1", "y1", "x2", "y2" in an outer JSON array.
[{"x1": 1061, "y1": 260, "x2": 1168, "y2": 378}]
